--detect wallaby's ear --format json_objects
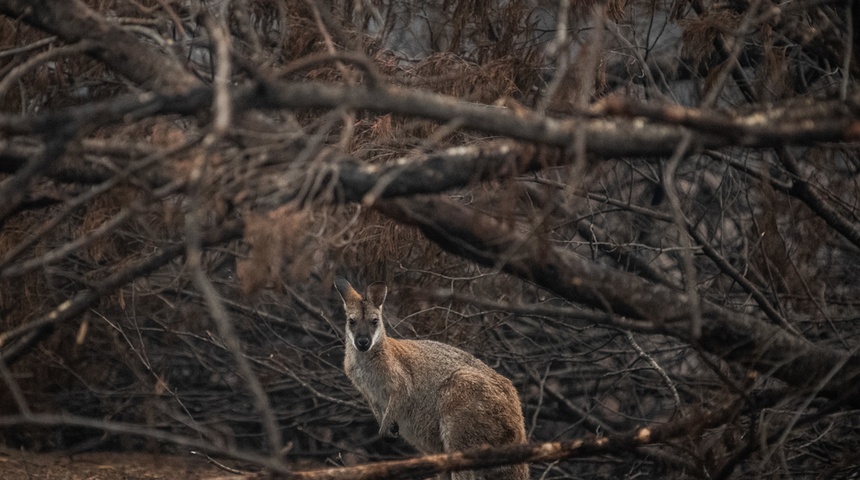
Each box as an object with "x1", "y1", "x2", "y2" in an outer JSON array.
[
  {"x1": 365, "y1": 282, "x2": 387, "y2": 309},
  {"x1": 334, "y1": 276, "x2": 362, "y2": 304}
]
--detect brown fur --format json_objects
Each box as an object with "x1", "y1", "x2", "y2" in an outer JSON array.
[{"x1": 334, "y1": 277, "x2": 528, "y2": 480}]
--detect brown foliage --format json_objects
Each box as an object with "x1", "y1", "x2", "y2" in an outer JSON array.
[{"x1": 238, "y1": 208, "x2": 314, "y2": 295}]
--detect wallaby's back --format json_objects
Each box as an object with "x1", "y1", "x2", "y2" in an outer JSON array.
[{"x1": 335, "y1": 277, "x2": 528, "y2": 480}]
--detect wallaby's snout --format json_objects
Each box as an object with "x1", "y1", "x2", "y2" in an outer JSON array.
[{"x1": 354, "y1": 332, "x2": 372, "y2": 351}]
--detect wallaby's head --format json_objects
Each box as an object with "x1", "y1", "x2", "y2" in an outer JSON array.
[{"x1": 334, "y1": 277, "x2": 388, "y2": 352}]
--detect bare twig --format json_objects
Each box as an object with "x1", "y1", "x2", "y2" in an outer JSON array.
[
  {"x1": 202, "y1": 8, "x2": 233, "y2": 141},
  {"x1": 0, "y1": 413, "x2": 289, "y2": 473},
  {"x1": 758, "y1": 345, "x2": 860, "y2": 469},
  {"x1": 623, "y1": 330, "x2": 681, "y2": 414},
  {"x1": 188, "y1": 10, "x2": 283, "y2": 462},
  {"x1": 0, "y1": 220, "x2": 244, "y2": 350},
  {"x1": 280, "y1": 51, "x2": 385, "y2": 88},
  {"x1": 0, "y1": 355, "x2": 30, "y2": 415},
  {"x1": 536, "y1": 0, "x2": 571, "y2": 113},
  {"x1": 779, "y1": 148, "x2": 860, "y2": 250},
  {"x1": 840, "y1": 2, "x2": 853, "y2": 102},
  {"x1": 0, "y1": 41, "x2": 96, "y2": 98},
  {"x1": 661, "y1": 134, "x2": 702, "y2": 338},
  {"x1": 0, "y1": 35, "x2": 55, "y2": 57},
  {"x1": 186, "y1": 178, "x2": 285, "y2": 465},
  {"x1": 0, "y1": 137, "x2": 199, "y2": 271},
  {"x1": 685, "y1": 221, "x2": 800, "y2": 335}
]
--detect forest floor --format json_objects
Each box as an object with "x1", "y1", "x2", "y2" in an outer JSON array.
[{"x1": 0, "y1": 448, "x2": 233, "y2": 479}]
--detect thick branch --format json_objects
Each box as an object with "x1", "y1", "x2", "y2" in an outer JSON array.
[
  {"x1": 599, "y1": 96, "x2": 860, "y2": 147},
  {"x1": 0, "y1": 0, "x2": 200, "y2": 94},
  {"x1": 376, "y1": 196, "x2": 860, "y2": 403},
  {"x1": 263, "y1": 141, "x2": 563, "y2": 206},
  {"x1": 0, "y1": 89, "x2": 211, "y2": 135},
  {"x1": 207, "y1": 400, "x2": 742, "y2": 480},
  {"x1": 251, "y1": 82, "x2": 860, "y2": 151},
  {"x1": 1, "y1": 80, "x2": 856, "y2": 156}
]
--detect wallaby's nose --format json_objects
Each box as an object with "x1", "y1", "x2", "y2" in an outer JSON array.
[{"x1": 356, "y1": 336, "x2": 371, "y2": 351}]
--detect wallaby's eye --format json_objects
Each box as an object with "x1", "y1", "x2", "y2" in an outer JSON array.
[
  {"x1": 371, "y1": 318, "x2": 379, "y2": 326},
  {"x1": 348, "y1": 318, "x2": 356, "y2": 327}
]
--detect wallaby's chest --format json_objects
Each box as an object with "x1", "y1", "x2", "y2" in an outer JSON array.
[{"x1": 345, "y1": 348, "x2": 409, "y2": 408}]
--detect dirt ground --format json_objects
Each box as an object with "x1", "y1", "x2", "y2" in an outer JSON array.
[{"x1": 0, "y1": 448, "x2": 233, "y2": 480}]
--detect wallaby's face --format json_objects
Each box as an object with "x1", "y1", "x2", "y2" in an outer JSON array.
[{"x1": 334, "y1": 277, "x2": 388, "y2": 352}]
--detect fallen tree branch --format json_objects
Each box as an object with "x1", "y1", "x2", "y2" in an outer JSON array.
[
  {"x1": 0, "y1": 0, "x2": 201, "y2": 94},
  {"x1": 375, "y1": 196, "x2": 860, "y2": 404},
  {"x1": 205, "y1": 399, "x2": 744, "y2": 480},
  {"x1": 1, "y1": 78, "x2": 857, "y2": 152},
  {"x1": 250, "y1": 81, "x2": 860, "y2": 152}
]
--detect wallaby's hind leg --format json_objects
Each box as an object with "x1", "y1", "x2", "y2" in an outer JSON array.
[
  {"x1": 440, "y1": 415, "x2": 529, "y2": 478},
  {"x1": 439, "y1": 371, "x2": 529, "y2": 480}
]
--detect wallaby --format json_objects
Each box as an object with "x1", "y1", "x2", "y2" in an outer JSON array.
[{"x1": 334, "y1": 277, "x2": 528, "y2": 480}]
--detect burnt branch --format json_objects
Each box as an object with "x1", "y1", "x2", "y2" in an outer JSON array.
[
  {"x1": 215, "y1": 400, "x2": 745, "y2": 480},
  {"x1": 0, "y1": 0, "x2": 200, "y2": 94},
  {"x1": 376, "y1": 196, "x2": 860, "y2": 403},
  {"x1": 2, "y1": 79, "x2": 855, "y2": 153},
  {"x1": 779, "y1": 148, "x2": 860, "y2": 250},
  {"x1": 251, "y1": 82, "x2": 860, "y2": 152}
]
